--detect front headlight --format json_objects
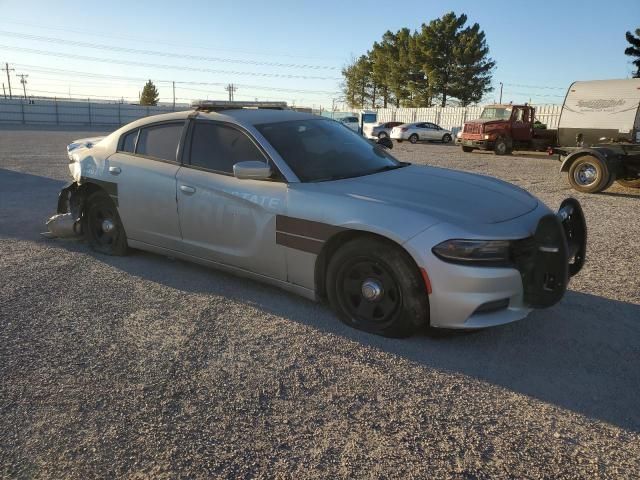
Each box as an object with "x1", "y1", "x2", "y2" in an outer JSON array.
[
  {"x1": 483, "y1": 134, "x2": 491, "y2": 140},
  {"x1": 456, "y1": 131, "x2": 462, "y2": 138},
  {"x1": 432, "y1": 239, "x2": 511, "y2": 266}
]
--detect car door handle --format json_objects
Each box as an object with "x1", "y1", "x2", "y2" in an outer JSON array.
[
  {"x1": 108, "y1": 166, "x2": 121, "y2": 175},
  {"x1": 180, "y1": 185, "x2": 196, "y2": 194}
]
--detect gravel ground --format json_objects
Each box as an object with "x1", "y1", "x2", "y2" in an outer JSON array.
[{"x1": 1, "y1": 127, "x2": 639, "y2": 479}]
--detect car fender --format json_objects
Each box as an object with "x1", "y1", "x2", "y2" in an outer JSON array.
[{"x1": 559, "y1": 147, "x2": 619, "y2": 173}]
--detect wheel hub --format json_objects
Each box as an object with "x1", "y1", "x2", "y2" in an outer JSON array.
[
  {"x1": 576, "y1": 164, "x2": 597, "y2": 185},
  {"x1": 361, "y1": 279, "x2": 383, "y2": 301},
  {"x1": 101, "y1": 218, "x2": 115, "y2": 233}
]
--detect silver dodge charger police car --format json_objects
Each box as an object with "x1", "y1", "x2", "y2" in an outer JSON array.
[{"x1": 52, "y1": 101, "x2": 587, "y2": 338}]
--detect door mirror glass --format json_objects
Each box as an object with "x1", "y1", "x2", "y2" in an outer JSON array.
[{"x1": 233, "y1": 161, "x2": 272, "y2": 180}]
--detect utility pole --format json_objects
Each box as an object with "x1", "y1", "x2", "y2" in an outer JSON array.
[
  {"x1": 2, "y1": 82, "x2": 5, "y2": 99},
  {"x1": 172, "y1": 81, "x2": 175, "y2": 110},
  {"x1": 3, "y1": 63, "x2": 15, "y2": 99},
  {"x1": 17, "y1": 73, "x2": 28, "y2": 100},
  {"x1": 499, "y1": 82, "x2": 503, "y2": 104},
  {"x1": 225, "y1": 83, "x2": 237, "y2": 101}
]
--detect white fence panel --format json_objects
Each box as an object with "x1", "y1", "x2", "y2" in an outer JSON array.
[
  {"x1": 0, "y1": 98, "x2": 188, "y2": 126},
  {"x1": 349, "y1": 104, "x2": 560, "y2": 133}
]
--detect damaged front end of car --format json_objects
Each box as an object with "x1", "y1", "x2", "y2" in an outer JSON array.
[
  {"x1": 44, "y1": 136, "x2": 106, "y2": 239},
  {"x1": 43, "y1": 182, "x2": 84, "y2": 238}
]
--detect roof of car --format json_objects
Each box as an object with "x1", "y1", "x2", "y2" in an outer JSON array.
[{"x1": 205, "y1": 108, "x2": 320, "y2": 125}]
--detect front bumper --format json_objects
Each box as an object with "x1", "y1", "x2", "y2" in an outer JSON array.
[
  {"x1": 405, "y1": 198, "x2": 587, "y2": 329},
  {"x1": 461, "y1": 138, "x2": 494, "y2": 150}
]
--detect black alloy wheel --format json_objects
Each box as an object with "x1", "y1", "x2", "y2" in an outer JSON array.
[
  {"x1": 326, "y1": 237, "x2": 428, "y2": 337},
  {"x1": 336, "y1": 258, "x2": 402, "y2": 330}
]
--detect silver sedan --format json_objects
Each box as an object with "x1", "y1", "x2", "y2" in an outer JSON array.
[
  {"x1": 390, "y1": 122, "x2": 453, "y2": 144},
  {"x1": 52, "y1": 102, "x2": 586, "y2": 338},
  {"x1": 363, "y1": 121, "x2": 403, "y2": 140}
]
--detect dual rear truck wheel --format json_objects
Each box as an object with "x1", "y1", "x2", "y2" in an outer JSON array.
[
  {"x1": 462, "y1": 146, "x2": 640, "y2": 193},
  {"x1": 567, "y1": 155, "x2": 640, "y2": 193}
]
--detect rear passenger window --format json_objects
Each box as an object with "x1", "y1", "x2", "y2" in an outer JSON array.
[
  {"x1": 189, "y1": 122, "x2": 266, "y2": 174},
  {"x1": 136, "y1": 123, "x2": 183, "y2": 161},
  {"x1": 119, "y1": 129, "x2": 138, "y2": 153}
]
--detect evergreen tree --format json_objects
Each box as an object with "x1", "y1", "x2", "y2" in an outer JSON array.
[
  {"x1": 140, "y1": 80, "x2": 159, "y2": 106},
  {"x1": 416, "y1": 12, "x2": 494, "y2": 107},
  {"x1": 625, "y1": 28, "x2": 640, "y2": 78},
  {"x1": 341, "y1": 55, "x2": 373, "y2": 109},
  {"x1": 341, "y1": 12, "x2": 494, "y2": 108},
  {"x1": 450, "y1": 23, "x2": 495, "y2": 106}
]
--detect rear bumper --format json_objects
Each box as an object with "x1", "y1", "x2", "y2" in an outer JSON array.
[
  {"x1": 390, "y1": 132, "x2": 410, "y2": 140},
  {"x1": 405, "y1": 198, "x2": 587, "y2": 329}
]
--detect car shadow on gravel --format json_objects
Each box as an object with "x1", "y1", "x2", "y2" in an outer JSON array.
[
  {"x1": 83, "y1": 247, "x2": 640, "y2": 433},
  {"x1": 4, "y1": 168, "x2": 640, "y2": 433}
]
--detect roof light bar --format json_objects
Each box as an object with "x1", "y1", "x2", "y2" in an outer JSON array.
[{"x1": 191, "y1": 100, "x2": 288, "y2": 111}]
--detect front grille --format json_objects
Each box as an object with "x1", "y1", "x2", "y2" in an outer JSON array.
[{"x1": 464, "y1": 123, "x2": 482, "y2": 135}]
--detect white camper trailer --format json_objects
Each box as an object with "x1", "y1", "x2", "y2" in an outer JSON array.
[
  {"x1": 554, "y1": 78, "x2": 640, "y2": 193},
  {"x1": 558, "y1": 79, "x2": 640, "y2": 147}
]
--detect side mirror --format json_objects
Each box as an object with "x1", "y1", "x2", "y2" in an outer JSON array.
[
  {"x1": 233, "y1": 161, "x2": 272, "y2": 180},
  {"x1": 376, "y1": 137, "x2": 393, "y2": 149}
]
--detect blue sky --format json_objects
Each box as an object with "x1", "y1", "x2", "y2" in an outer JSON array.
[{"x1": 0, "y1": 0, "x2": 638, "y2": 109}]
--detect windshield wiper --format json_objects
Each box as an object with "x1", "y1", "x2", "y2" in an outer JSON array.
[
  {"x1": 309, "y1": 163, "x2": 409, "y2": 183},
  {"x1": 369, "y1": 163, "x2": 409, "y2": 175}
]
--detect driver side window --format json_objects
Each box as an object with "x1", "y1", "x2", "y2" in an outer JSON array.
[{"x1": 189, "y1": 122, "x2": 267, "y2": 174}]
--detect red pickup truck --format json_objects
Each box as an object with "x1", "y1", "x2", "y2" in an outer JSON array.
[{"x1": 459, "y1": 104, "x2": 556, "y2": 155}]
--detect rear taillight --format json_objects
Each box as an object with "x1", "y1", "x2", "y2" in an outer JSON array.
[{"x1": 401, "y1": 127, "x2": 408, "y2": 132}]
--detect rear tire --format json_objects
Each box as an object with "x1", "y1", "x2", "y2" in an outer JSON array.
[
  {"x1": 616, "y1": 178, "x2": 640, "y2": 188},
  {"x1": 442, "y1": 134, "x2": 452, "y2": 143},
  {"x1": 409, "y1": 134, "x2": 419, "y2": 144},
  {"x1": 378, "y1": 131, "x2": 388, "y2": 139},
  {"x1": 462, "y1": 146, "x2": 474, "y2": 153},
  {"x1": 84, "y1": 190, "x2": 128, "y2": 256},
  {"x1": 567, "y1": 155, "x2": 610, "y2": 193},
  {"x1": 326, "y1": 237, "x2": 428, "y2": 338}
]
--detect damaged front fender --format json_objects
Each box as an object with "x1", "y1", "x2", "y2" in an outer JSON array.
[{"x1": 45, "y1": 182, "x2": 84, "y2": 238}]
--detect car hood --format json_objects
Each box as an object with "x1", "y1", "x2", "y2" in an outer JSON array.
[
  {"x1": 465, "y1": 118, "x2": 507, "y2": 126},
  {"x1": 316, "y1": 165, "x2": 538, "y2": 225}
]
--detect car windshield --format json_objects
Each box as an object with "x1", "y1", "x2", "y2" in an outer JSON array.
[
  {"x1": 256, "y1": 118, "x2": 404, "y2": 182},
  {"x1": 480, "y1": 107, "x2": 512, "y2": 120}
]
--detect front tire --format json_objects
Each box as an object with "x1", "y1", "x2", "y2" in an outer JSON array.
[
  {"x1": 567, "y1": 155, "x2": 610, "y2": 193},
  {"x1": 442, "y1": 134, "x2": 452, "y2": 143},
  {"x1": 409, "y1": 134, "x2": 419, "y2": 144},
  {"x1": 326, "y1": 237, "x2": 428, "y2": 338},
  {"x1": 462, "y1": 146, "x2": 474, "y2": 153},
  {"x1": 378, "y1": 131, "x2": 388, "y2": 139},
  {"x1": 494, "y1": 137, "x2": 511, "y2": 155},
  {"x1": 84, "y1": 190, "x2": 128, "y2": 255}
]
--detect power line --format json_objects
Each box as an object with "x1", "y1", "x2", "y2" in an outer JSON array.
[
  {"x1": 13, "y1": 64, "x2": 340, "y2": 95},
  {"x1": 2, "y1": 18, "x2": 344, "y2": 62},
  {"x1": 0, "y1": 30, "x2": 339, "y2": 71},
  {"x1": 0, "y1": 45, "x2": 340, "y2": 81},
  {"x1": 499, "y1": 82, "x2": 566, "y2": 91}
]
